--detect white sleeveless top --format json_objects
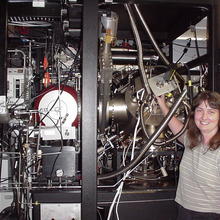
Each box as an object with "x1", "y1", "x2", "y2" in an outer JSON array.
[{"x1": 175, "y1": 134, "x2": 220, "y2": 214}]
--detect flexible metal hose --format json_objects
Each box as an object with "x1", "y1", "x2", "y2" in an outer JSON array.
[
  {"x1": 98, "y1": 89, "x2": 187, "y2": 180},
  {"x1": 140, "y1": 100, "x2": 190, "y2": 146},
  {"x1": 134, "y1": 4, "x2": 185, "y2": 84},
  {"x1": 133, "y1": 4, "x2": 170, "y2": 66},
  {"x1": 124, "y1": 4, "x2": 151, "y2": 95}
]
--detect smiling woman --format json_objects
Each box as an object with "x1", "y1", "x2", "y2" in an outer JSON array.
[
  {"x1": 194, "y1": 101, "x2": 219, "y2": 142},
  {"x1": 157, "y1": 91, "x2": 220, "y2": 220},
  {"x1": 188, "y1": 91, "x2": 220, "y2": 150}
]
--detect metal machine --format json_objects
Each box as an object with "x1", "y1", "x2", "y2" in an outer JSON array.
[{"x1": 0, "y1": 0, "x2": 214, "y2": 219}]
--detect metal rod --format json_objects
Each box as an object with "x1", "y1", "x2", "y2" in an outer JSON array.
[{"x1": 81, "y1": 0, "x2": 98, "y2": 219}]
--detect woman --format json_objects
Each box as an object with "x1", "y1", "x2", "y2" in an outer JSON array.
[{"x1": 157, "y1": 91, "x2": 220, "y2": 220}]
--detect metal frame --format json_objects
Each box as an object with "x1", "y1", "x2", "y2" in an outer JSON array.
[
  {"x1": 210, "y1": 0, "x2": 220, "y2": 92},
  {"x1": 0, "y1": 0, "x2": 8, "y2": 96},
  {"x1": 32, "y1": 189, "x2": 177, "y2": 220},
  {"x1": 0, "y1": 0, "x2": 8, "y2": 175},
  {"x1": 1, "y1": 1, "x2": 217, "y2": 220},
  {"x1": 81, "y1": 1, "x2": 98, "y2": 220}
]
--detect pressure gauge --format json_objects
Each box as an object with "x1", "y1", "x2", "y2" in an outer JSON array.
[{"x1": 56, "y1": 169, "x2": 64, "y2": 177}]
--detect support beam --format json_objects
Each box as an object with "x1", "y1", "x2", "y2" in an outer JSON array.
[
  {"x1": 0, "y1": 0, "x2": 8, "y2": 184},
  {"x1": 0, "y1": 0, "x2": 8, "y2": 96},
  {"x1": 81, "y1": 1, "x2": 98, "y2": 220},
  {"x1": 210, "y1": 0, "x2": 220, "y2": 92}
]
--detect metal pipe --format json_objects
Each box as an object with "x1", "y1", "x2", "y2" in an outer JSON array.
[
  {"x1": 112, "y1": 54, "x2": 159, "y2": 61},
  {"x1": 111, "y1": 48, "x2": 155, "y2": 53},
  {"x1": 134, "y1": 4, "x2": 170, "y2": 66},
  {"x1": 140, "y1": 101, "x2": 190, "y2": 146},
  {"x1": 98, "y1": 89, "x2": 187, "y2": 180},
  {"x1": 124, "y1": 4, "x2": 151, "y2": 95}
]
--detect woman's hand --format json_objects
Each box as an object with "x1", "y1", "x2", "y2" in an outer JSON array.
[
  {"x1": 155, "y1": 95, "x2": 169, "y2": 116},
  {"x1": 156, "y1": 94, "x2": 184, "y2": 143},
  {"x1": 156, "y1": 95, "x2": 166, "y2": 107}
]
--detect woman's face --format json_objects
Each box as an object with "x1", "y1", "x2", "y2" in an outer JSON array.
[{"x1": 194, "y1": 100, "x2": 220, "y2": 135}]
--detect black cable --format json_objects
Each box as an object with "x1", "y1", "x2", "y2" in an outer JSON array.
[
  {"x1": 0, "y1": 140, "x2": 2, "y2": 184},
  {"x1": 35, "y1": 44, "x2": 77, "y2": 121},
  {"x1": 173, "y1": 42, "x2": 206, "y2": 49},
  {"x1": 13, "y1": 109, "x2": 64, "y2": 179},
  {"x1": 175, "y1": 38, "x2": 191, "y2": 64},
  {"x1": 193, "y1": 26, "x2": 206, "y2": 74},
  {"x1": 37, "y1": 112, "x2": 64, "y2": 178},
  {"x1": 0, "y1": 178, "x2": 11, "y2": 183},
  {"x1": 194, "y1": 28, "x2": 200, "y2": 58},
  {"x1": 28, "y1": 85, "x2": 66, "y2": 138}
]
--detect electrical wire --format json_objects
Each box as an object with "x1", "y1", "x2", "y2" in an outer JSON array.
[
  {"x1": 47, "y1": 60, "x2": 65, "y2": 179},
  {"x1": 107, "y1": 172, "x2": 128, "y2": 220},
  {"x1": 191, "y1": 25, "x2": 206, "y2": 75},
  {"x1": 38, "y1": 112, "x2": 64, "y2": 178},
  {"x1": 173, "y1": 42, "x2": 206, "y2": 49},
  {"x1": 98, "y1": 89, "x2": 187, "y2": 180},
  {"x1": 115, "y1": 179, "x2": 124, "y2": 220},
  {"x1": 130, "y1": 115, "x2": 140, "y2": 161},
  {"x1": 122, "y1": 141, "x2": 132, "y2": 166},
  {"x1": 175, "y1": 38, "x2": 191, "y2": 63},
  {"x1": 106, "y1": 147, "x2": 162, "y2": 220}
]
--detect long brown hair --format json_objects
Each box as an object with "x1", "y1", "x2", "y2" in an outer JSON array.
[{"x1": 187, "y1": 91, "x2": 220, "y2": 150}]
